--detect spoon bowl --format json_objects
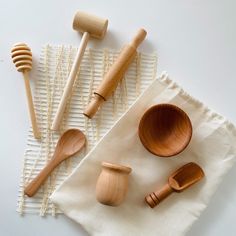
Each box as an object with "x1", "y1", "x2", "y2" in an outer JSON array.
[{"x1": 55, "y1": 129, "x2": 86, "y2": 158}]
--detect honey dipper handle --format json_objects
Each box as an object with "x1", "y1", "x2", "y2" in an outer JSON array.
[
  {"x1": 51, "y1": 32, "x2": 90, "y2": 130},
  {"x1": 24, "y1": 158, "x2": 59, "y2": 197},
  {"x1": 23, "y1": 72, "x2": 41, "y2": 139},
  {"x1": 145, "y1": 183, "x2": 174, "y2": 208}
]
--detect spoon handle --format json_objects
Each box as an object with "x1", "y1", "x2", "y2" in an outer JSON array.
[{"x1": 24, "y1": 159, "x2": 59, "y2": 197}]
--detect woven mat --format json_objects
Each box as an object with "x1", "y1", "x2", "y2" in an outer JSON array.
[{"x1": 17, "y1": 44, "x2": 157, "y2": 216}]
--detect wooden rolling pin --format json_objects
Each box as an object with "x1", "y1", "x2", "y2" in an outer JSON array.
[{"x1": 83, "y1": 28, "x2": 147, "y2": 118}]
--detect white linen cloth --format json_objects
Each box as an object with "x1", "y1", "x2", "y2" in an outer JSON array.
[{"x1": 51, "y1": 72, "x2": 236, "y2": 236}]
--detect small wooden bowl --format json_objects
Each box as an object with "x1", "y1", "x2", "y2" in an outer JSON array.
[{"x1": 138, "y1": 104, "x2": 192, "y2": 157}]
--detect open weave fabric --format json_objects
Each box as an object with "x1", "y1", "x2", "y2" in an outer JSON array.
[{"x1": 17, "y1": 44, "x2": 157, "y2": 216}]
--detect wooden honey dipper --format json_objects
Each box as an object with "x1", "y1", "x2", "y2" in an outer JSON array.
[
  {"x1": 11, "y1": 43, "x2": 40, "y2": 139},
  {"x1": 83, "y1": 28, "x2": 147, "y2": 119},
  {"x1": 51, "y1": 11, "x2": 108, "y2": 130}
]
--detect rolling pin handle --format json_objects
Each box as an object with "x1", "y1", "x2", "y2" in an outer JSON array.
[
  {"x1": 130, "y1": 28, "x2": 147, "y2": 48},
  {"x1": 83, "y1": 94, "x2": 105, "y2": 118}
]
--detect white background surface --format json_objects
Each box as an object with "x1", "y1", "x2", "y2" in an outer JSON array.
[{"x1": 1, "y1": 0, "x2": 236, "y2": 235}]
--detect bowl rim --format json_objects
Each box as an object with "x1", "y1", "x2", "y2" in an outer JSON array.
[{"x1": 138, "y1": 103, "x2": 192, "y2": 157}]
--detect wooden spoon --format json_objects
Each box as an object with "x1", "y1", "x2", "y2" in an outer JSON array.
[
  {"x1": 24, "y1": 129, "x2": 86, "y2": 197},
  {"x1": 145, "y1": 162, "x2": 204, "y2": 208}
]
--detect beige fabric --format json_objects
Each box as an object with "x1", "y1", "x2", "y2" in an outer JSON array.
[
  {"x1": 51, "y1": 72, "x2": 236, "y2": 236},
  {"x1": 17, "y1": 44, "x2": 157, "y2": 216}
]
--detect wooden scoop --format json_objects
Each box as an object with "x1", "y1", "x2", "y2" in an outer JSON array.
[
  {"x1": 24, "y1": 129, "x2": 86, "y2": 197},
  {"x1": 145, "y1": 162, "x2": 204, "y2": 208}
]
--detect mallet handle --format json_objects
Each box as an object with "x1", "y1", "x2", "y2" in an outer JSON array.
[
  {"x1": 23, "y1": 72, "x2": 41, "y2": 139},
  {"x1": 51, "y1": 32, "x2": 90, "y2": 130}
]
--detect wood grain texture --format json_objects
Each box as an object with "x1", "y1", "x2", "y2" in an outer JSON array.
[
  {"x1": 24, "y1": 129, "x2": 86, "y2": 197},
  {"x1": 96, "y1": 162, "x2": 132, "y2": 206},
  {"x1": 11, "y1": 43, "x2": 40, "y2": 139},
  {"x1": 145, "y1": 162, "x2": 205, "y2": 208},
  {"x1": 83, "y1": 28, "x2": 147, "y2": 118},
  {"x1": 138, "y1": 104, "x2": 192, "y2": 157}
]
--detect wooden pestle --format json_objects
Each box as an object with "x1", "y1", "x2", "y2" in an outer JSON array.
[
  {"x1": 145, "y1": 162, "x2": 205, "y2": 208},
  {"x1": 51, "y1": 11, "x2": 108, "y2": 130},
  {"x1": 83, "y1": 28, "x2": 147, "y2": 118}
]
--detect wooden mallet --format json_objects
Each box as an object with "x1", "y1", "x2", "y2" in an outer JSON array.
[
  {"x1": 11, "y1": 43, "x2": 41, "y2": 139},
  {"x1": 51, "y1": 11, "x2": 108, "y2": 130}
]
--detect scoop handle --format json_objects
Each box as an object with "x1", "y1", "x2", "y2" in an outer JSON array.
[
  {"x1": 145, "y1": 183, "x2": 174, "y2": 208},
  {"x1": 24, "y1": 159, "x2": 59, "y2": 197}
]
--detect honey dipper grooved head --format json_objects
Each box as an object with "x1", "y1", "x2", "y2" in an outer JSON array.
[{"x1": 11, "y1": 43, "x2": 32, "y2": 72}]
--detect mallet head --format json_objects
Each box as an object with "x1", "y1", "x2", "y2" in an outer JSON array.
[{"x1": 73, "y1": 11, "x2": 108, "y2": 39}]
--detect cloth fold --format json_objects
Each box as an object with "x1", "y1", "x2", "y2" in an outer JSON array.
[{"x1": 51, "y1": 72, "x2": 236, "y2": 236}]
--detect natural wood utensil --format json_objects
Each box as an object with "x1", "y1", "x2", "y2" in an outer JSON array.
[
  {"x1": 83, "y1": 28, "x2": 147, "y2": 119},
  {"x1": 11, "y1": 43, "x2": 40, "y2": 139},
  {"x1": 138, "y1": 104, "x2": 192, "y2": 157},
  {"x1": 145, "y1": 162, "x2": 205, "y2": 208},
  {"x1": 96, "y1": 162, "x2": 132, "y2": 206},
  {"x1": 24, "y1": 129, "x2": 86, "y2": 197},
  {"x1": 51, "y1": 11, "x2": 108, "y2": 130}
]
